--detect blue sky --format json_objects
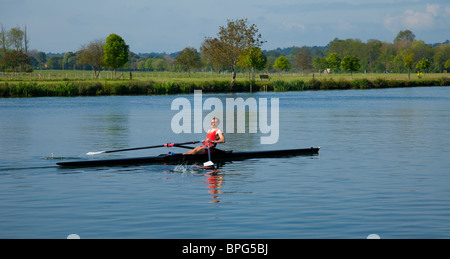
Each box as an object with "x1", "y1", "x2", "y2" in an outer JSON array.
[{"x1": 1, "y1": 0, "x2": 449, "y2": 54}]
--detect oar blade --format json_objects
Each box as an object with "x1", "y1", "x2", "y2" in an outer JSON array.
[
  {"x1": 86, "y1": 151, "x2": 105, "y2": 156},
  {"x1": 203, "y1": 161, "x2": 214, "y2": 167}
]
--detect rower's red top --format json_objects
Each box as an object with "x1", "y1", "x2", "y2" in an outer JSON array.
[{"x1": 201, "y1": 129, "x2": 218, "y2": 148}]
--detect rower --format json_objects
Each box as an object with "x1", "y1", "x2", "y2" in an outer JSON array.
[{"x1": 184, "y1": 117, "x2": 225, "y2": 155}]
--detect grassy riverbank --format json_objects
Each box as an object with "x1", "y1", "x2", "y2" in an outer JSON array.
[{"x1": 1, "y1": 71, "x2": 449, "y2": 97}]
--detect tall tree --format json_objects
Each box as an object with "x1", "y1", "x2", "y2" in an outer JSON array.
[
  {"x1": 394, "y1": 30, "x2": 415, "y2": 50},
  {"x1": 0, "y1": 24, "x2": 7, "y2": 55},
  {"x1": 364, "y1": 39, "x2": 382, "y2": 73},
  {"x1": 379, "y1": 42, "x2": 395, "y2": 72},
  {"x1": 200, "y1": 37, "x2": 226, "y2": 72},
  {"x1": 175, "y1": 47, "x2": 201, "y2": 77},
  {"x1": 103, "y1": 33, "x2": 129, "y2": 77},
  {"x1": 293, "y1": 46, "x2": 313, "y2": 75},
  {"x1": 201, "y1": 18, "x2": 264, "y2": 87},
  {"x1": 24, "y1": 25, "x2": 28, "y2": 53},
  {"x1": 7, "y1": 26, "x2": 25, "y2": 52},
  {"x1": 0, "y1": 25, "x2": 30, "y2": 71},
  {"x1": 402, "y1": 53, "x2": 414, "y2": 79},
  {"x1": 77, "y1": 39, "x2": 105, "y2": 78}
]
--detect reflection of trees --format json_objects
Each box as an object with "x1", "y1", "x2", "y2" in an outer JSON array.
[{"x1": 82, "y1": 112, "x2": 129, "y2": 152}]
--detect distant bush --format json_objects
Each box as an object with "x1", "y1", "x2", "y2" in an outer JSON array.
[
  {"x1": 352, "y1": 78, "x2": 370, "y2": 89},
  {"x1": 272, "y1": 80, "x2": 289, "y2": 91},
  {"x1": 272, "y1": 80, "x2": 309, "y2": 91}
]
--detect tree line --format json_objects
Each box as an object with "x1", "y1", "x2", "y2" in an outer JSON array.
[
  {"x1": 1, "y1": 22, "x2": 450, "y2": 84},
  {"x1": 310, "y1": 31, "x2": 450, "y2": 79}
]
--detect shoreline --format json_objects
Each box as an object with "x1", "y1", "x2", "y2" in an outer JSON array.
[{"x1": 1, "y1": 77, "x2": 449, "y2": 97}]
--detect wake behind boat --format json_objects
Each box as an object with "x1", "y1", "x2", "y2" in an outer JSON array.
[{"x1": 56, "y1": 147, "x2": 320, "y2": 167}]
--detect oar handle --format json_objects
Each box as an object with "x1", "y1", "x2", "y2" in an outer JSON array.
[{"x1": 87, "y1": 141, "x2": 200, "y2": 155}]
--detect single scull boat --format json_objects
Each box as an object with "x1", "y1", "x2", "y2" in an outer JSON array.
[{"x1": 56, "y1": 147, "x2": 320, "y2": 167}]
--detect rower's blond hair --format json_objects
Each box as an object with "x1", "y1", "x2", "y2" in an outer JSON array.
[{"x1": 212, "y1": 117, "x2": 220, "y2": 126}]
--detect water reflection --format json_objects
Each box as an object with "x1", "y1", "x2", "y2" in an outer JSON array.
[
  {"x1": 82, "y1": 113, "x2": 129, "y2": 151},
  {"x1": 205, "y1": 170, "x2": 224, "y2": 203},
  {"x1": 167, "y1": 164, "x2": 226, "y2": 203}
]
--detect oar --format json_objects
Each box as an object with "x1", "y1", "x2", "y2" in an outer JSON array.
[
  {"x1": 86, "y1": 141, "x2": 200, "y2": 155},
  {"x1": 203, "y1": 140, "x2": 215, "y2": 168}
]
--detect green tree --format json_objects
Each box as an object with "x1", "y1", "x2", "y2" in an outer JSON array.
[
  {"x1": 1, "y1": 24, "x2": 8, "y2": 55},
  {"x1": 313, "y1": 57, "x2": 328, "y2": 74},
  {"x1": 364, "y1": 39, "x2": 382, "y2": 73},
  {"x1": 433, "y1": 44, "x2": 450, "y2": 72},
  {"x1": 238, "y1": 46, "x2": 267, "y2": 80},
  {"x1": 293, "y1": 46, "x2": 313, "y2": 75},
  {"x1": 103, "y1": 33, "x2": 129, "y2": 77},
  {"x1": 379, "y1": 42, "x2": 395, "y2": 72},
  {"x1": 201, "y1": 18, "x2": 264, "y2": 87},
  {"x1": 445, "y1": 59, "x2": 450, "y2": 70},
  {"x1": 62, "y1": 52, "x2": 76, "y2": 70},
  {"x1": 394, "y1": 30, "x2": 415, "y2": 49},
  {"x1": 144, "y1": 58, "x2": 153, "y2": 71},
  {"x1": 175, "y1": 47, "x2": 201, "y2": 77},
  {"x1": 0, "y1": 49, "x2": 30, "y2": 71},
  {"x1": 392, "y1": 54, "x2": 404, "y2": 72},
  {"x1": 6, "y1": 26, "x2": 25, "y2": 52},
  {"x1": 340, "y1": 55, "x2": 360, "y2": 78},
  {"x1": 409, "y1": 40, "x2": 433, "y2": 66},
  {"x1": 77, "y1": 39, "x2": 105, "y2": 79},
  {"x1": 326, "y1": 53, "x2": 341, "y2": 75},
  {"x1": 137, "y1": 60, "x2": 146, "y2": 71},
  {"x1": 152, "y1": 58, "x2": 167, "y2": 71},
  {"x1": 402, "y1": 53, "x2": 414, "y2": 79},
  {"x1": 46, "y1": 56, "x2": 61, "y2": 70},
  {"x1": 273, "y1": 56, "x2": 290, "y2": 71},
  {"x1": 0, "y1": 25, "x2": 31, "y2": 71},
  {"x1": 329, "y1": 38, "x2": 364, "y2": 59},
  {"x1": 416, "y1": 58, "x2": 431, "y2": 73},
  {"x1": 36, "y1": 51, "x2": 47, "y2": 69}
]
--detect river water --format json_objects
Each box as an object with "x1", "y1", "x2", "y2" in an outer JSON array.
[{"x1": 1, "y1": 87, "x2": 449, "y2": 239}]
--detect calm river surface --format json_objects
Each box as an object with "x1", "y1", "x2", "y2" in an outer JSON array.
[{"x1": 1, "y1": 87, "x2": 449, "y2": 239}]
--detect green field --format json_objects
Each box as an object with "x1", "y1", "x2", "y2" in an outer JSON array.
[
  {"x1": 1, "y1": 70, "x2": 449, "y2": 97},
  {"x1": 1, "y1": 70, "x2": 448, "y2": 82}
]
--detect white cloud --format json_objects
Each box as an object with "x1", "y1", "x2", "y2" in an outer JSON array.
[
  {"x1": 445, "y1": 6, "x2": 450, "y2": 16},
  {"x1": 426, "y1": 4, "x2": 440, "y2": 17},
  {"x1": 282, "y1": 22, "x2": 307, "y2": 32},
  {"x1": 332, "y1": 20, "x2": 355, "y2": 32},
  {"x1": 384, "y1": 3, "x2": 449, "y2": 32},
  {"x1": 402, "y1": 9, "x2": 434, "y2": 30}
]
